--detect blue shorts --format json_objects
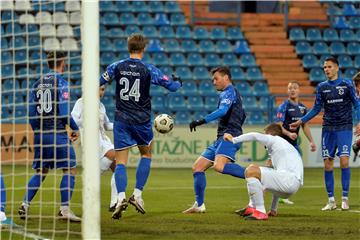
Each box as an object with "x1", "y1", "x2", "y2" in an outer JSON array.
[
  {"x1": 33, "y1": 133, "x2": 76, "y2": 169},
  {"x1": 113, "y1": 120, "x2": 153, "y2": 150},
  {"x1": 201, "y1": 138, "x2": 241, "y2": 162},
  {"x1": 321, "y1": 129, "x2": 352, "y2": 159}
]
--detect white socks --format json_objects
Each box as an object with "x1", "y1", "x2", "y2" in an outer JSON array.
[
  {"x1": 271, "y1": 195, "x2": 279, "y2": 212},
  {"x1": 0, "y1": 211, "x2": 7, "y2": 221},
  {"x1": 110, "y1": 174, "x2": 117, "y2": 207},
  {"x1": 60, "y1": 205, "x2": 69, "y2": 212},
  {"x1": 329, "y1": 196, "x2": 335, "y2": 202},
  {"x1": 117, "y1": 192, "x2": 126, "y2": 203},
  {"x1": 246, "y1": 177, "x2": 266, "y2": 214},
  {"x1": 133, "y1": 188, "x2": 142, "y2": 198}
]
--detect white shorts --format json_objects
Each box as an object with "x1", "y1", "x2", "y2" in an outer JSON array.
[
  {"x1": 259, "y1": 167, "x2": 301, "y2": 199},
  {"x1": 99, "y1": 135, "x2": 114, "y2": 159},
  {"x1": 100, "y1": 156, "x2": 113, "y2": 174}
]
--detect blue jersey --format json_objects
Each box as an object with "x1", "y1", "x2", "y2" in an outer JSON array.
[
  {"x1": 204, "y1": 85, "x2": 246, "y2": 138},
  {"x1": 29, "y1": 72, "x2": 78, "y2": 133},
  {"x1": 301, "y1": 78, "x2": 360, "y2": 131},
  {"x1": 276, "y1": 99, "x2": 307, "y2": 146},
  {"x1": 100, "y1": 58, "x2": 181, "y2": 124}
]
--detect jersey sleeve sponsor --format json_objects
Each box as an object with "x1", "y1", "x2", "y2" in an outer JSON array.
[
  {"x1": 100, "y1": 62, "x2": 119, "y2": 85},
  {"x1": 276, "y1": 102, "x2": 287, "y2": 122}
]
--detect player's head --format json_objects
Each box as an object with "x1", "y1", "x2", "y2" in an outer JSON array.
[
  {"x1": 127, "y1": 33, "x2": 148, "y2": 55},
  {"x1": 47, "y1": 51, "x2": 66, "y2": 72},
  {"x1": 353, "y1": 72, "x2": 360, "y2": 87},
  {"x1": 264, "y1": 123, "x2": 282, "y2": 136},
  {"x1": 210, "y1": 66, "x2": 232, "y2": 91},
  {"x1": 323, "y1": 57, "x2": 339, "y2": 81},
  {"x1": 99, "y1": 85, "x2": 106, "y2": 98},
  {"x1": 287, "y1": 81, "x2": 300, "y2": 100}
]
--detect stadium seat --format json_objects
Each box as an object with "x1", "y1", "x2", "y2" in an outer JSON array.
[
  {"x1": 1, "y1": 65, "x2": 14, "y2": 78},
  {"x1": 205, "y1": 53, "x2": 222, "y2": 67},
  {"x1": 119, "y1": 13, "x2": 137, "y2": 25},
  {"x1": 137, "y1": 13, "x2": 154, "y2": 25},
  {"x1": 199, "y1": 40, "x2": 215, "y2": 53},
  {"x1": 100, "y1": 38, "x2": 113, "y2": 52},
  {"x1": 1, "y1": 1, "x2": 13, "y2": 11},
  {"x1": 258, "y1": 96, "x2": 275, "y2": 111},
  {"x1": 295, "y1": 41, "x2": 313, "y2": 55},
  {"x1": 181, "y1": 39, "x2": 197, "y2": 52},
  {"x1": 1, "y1": 11, "x2": 16, "y2": 22},
  {"x1": 193, "y1": 27, "x2": 209, "y2": 40},
  {"x1": 164, "y1": 1, "x2": 182, "y2": 13},
  {"x1": 193, "y1": 111, "x2": 209, "y2": 121},
  {"x1": 170, "y1": 53, "x2": 186, "y2": 66},
  {"x1": 70, "y1": 65, "x2": 81, "y2": 80},
  {"x1": 65, "y1": 0, "x2": 81, "y2": 12},
  {"x1": 153, "y1": 52, "x2": 169, "y2": 66},
  {"x1": 242, "y1": 96, "x2": 258, "y2": 111},
  {"x1": 306, "y1": 28, "x2": 322, "y2": 42},
  {"x1": 1, "y1": 38, "x2": 8, "y2": 49},
  {"x1": 175, "y1": 67, "x2": 192, "y2": 80},
  {"x1": 25, "y1": 24, "x2": 38, "y2": 35},
  {"x1": 57, "y1": 24, "x2": 74, "y2": 37},
  {"x1": 204, "y1": 96, "x2": 218, "y2": 110},
  {"x1": 170, "y1": 13, "x2": 186, "y2": 26},
  {"x1": 211, "y1": 27, "x2": 226, "y2": 40},
  {"x1": 108, "y1": 28, "x2": 124, "y2": 38},
  {"x1": 188, "y1": 96, "x2": 204, "y2": 111},
  {"x1": 343, "y1": 3, "x2": 358, "y2": 16},
  {"x1": 340, "y1": 29, "x2": 356, "y2": 42},
  {"x1": 187, "y1": 53, "x2": 204, "y2": 66},
  {"x1": 164, "y1": 39, "x2": 181, "y2": 52},
  {"x1": 30, "y1": 51, "x2": 47, "y2": 63},
  {"x1": 338, "y1": 55, "x2": 353, "y2": 69},
  {"x1": 147, "y1": 39, "x2": 164, "y2": 53},
  {"x1": 69, "y1": 11, "x2": 81, "y2": 25},
  {"x1": 319, "y1": 54, "x2": 332, "y2": 64},
  {"x1": 154, "y1": 13, "x2": 170, "y2": 26},
  {"x1": 235, "y1": 82, "x2": 252, "y2": 96},
  {"x1": 142, "y1": 53, "x2": 151, "y2": 63},
  {"x1": 19, "y1": 13, "x2": 35, "y2": 24},
  {"x1": 142, "y1": 26, "x2": 158, "y2": 39},
  {"x1": 234, "y1": 40, "x2": 251, "y2": 54},
  {"x1": 114, "y1": 39, "x2": 127, "y2": 52},
  {"x1": 40, "y1": 24, "x2": 56, "y2": 37},
  {"x1": 53, "y1": 12, "x2": 68, "y2": 25},
  {"x1": 230, "y1": 67, "x2": 246, "y2": 81},
  {"x1": 247, "y1": 111, "x2": 266, "y2": 125},
  {"x1": 222, "y1": 53, "x2": 239, "y2": 67},
  {"x1": 349, "y1": 17, "x2": 360, "y2": 29},
  {"x1": 327, "y1": 5, "x2": 341, "y2": 16},
  {"x1": 247, "y1": 67, "x2": 264, "y2": 81},
  {"x1": 344, "y1": 68, "x2": 358, "y2": 79},
  {"x1": 357, "y1": 29, "x2": 360, "y2": 39},
  {"x1": 329, "y1": 42, "x2": 346, "y2": 55},
  {"x1": 100, "y1": 52, "x2": 117, "y2": 66},
  {"x1": 309, "y1": 67, "x2": 327, "y2": 82},
  {"x1": 180, "y1": 82, "x2": 198, "y2": 96},
  {"x1": 302, "y1": 54, "x2": 319, "y2": 68},
  {"x1": 159, "y1": 66, "x2": 173, "y2": 76},
  {"x1": 333, "y1": 16, "x2": 350, "y2": 29},
  {"x1": 149, "y1": 1, "x2": 165, "y2": 13},
  {"x1": 99, "y1": 1, "x2": 115, "y2": 12},
  {"x1": 347, "y1": 42, "x2": 360, "y2": 55},
  {"x1": 150, "y1": 86, "x2": 167, "y2": 97},
  {"x1": 152, "y1": 96, "x2": 167, "y2": 112},
  {"x1": 54, "y1": 2, "x2": 65, "y2": 12},
  {"x1": 99, "y1": 25, "x2": 108, "y2": 37},
  {"x1": 289, "y1": 28, "x2": 305, "y2": 41},
  {"x1": 313, "y1": 41, "x2": 329, "y2": 55},
  {"x1": 9, "y1": 37, "x2": 26, "y2": 49},
  {"x1": 35, "y1": 11, "x2": 52, "y2": 24},
  {"x1": 5, "y1": 23, "x2": 23, "y2": 35},
  {"x1": 239, "y1": 54, "x2": 257, "y2": 67},
  {"x1": 115, "y1": 1, "x2": 131, "y2": 12},
  {"x1": 176, "y1": 26, "x2": 192, "y2": 39},
  {"x1": 131, "y1": 1, "x2": 148, "y2": 13},
  {"x1": 199, "y1": 82, "x2": 218, "y2": 97},
  {"x1": 101, "y1": 13, "x2": 119, "y2": 25},
  {"x1": 43, "y1": 38, "x2": 60, "y2": 51},
  {"x1": 216, "y1": 40, "x2": 232, "y2": 53},
  {"x1": 159, "y1": 26, "x2": 175, "y2": 38},
  {"x1": 69, "y1": 51, "x2": 81, "y2": 64},
  {"x1": 226, "y1": 27, "x2": 244, "y2": 40},
  {"x1": 125, "y1": 25, "x2": 141, "y2": 36},
  {"x1": 174, "y1": 111, "x2": 190, "y2": 125},
  {"x1": 193, "y1": 66, "x2": 210, "y2": 81},
  {"x1": 168, "y1": 95, "x2": 187, "y2": 111},
  {"x1": 15, "y1": 50, "x2": 27, "y2": 63},
  {"x1": 323, "y1": 28, "x2": 339, "y2": 41},
  {"x1": 253, "y1": 82, "x2": 269, "y2": 96}
]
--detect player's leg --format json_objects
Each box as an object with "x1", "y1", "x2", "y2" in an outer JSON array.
[
  {"x1": 268, "y1": 194, "x2": 280, "y2": 217},
  {"x1": 112, "y1": 149, "x2": 129, "y2": 219},
  {"x1": 102, "y1": 149, "x2": 117, "y2": 211},
  {"x1": 0, "y1": 174, "x2": 6, "y2": 222}
]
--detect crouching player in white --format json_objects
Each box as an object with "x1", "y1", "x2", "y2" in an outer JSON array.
[
  {"x1": 224, "y1": 123, "x2": 303, "y2": 220},
  {"x1": 71, "y1": 85, "x2": 117, "y2": 211}
]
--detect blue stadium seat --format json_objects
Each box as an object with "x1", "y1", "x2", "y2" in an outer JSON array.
[
  {"x1": 176, "y1": 26, "x2": 192, "y2": 39},
  {"x1": 175, "y1": 67, "x2": 192, "y2": 80},
  {"x1": 242, "y1": 96, "x2": 258, "y2": 111},
  {"x1": 154, "y1": 13, "x2": 170, "y2": 26},
  {"x1": 137, "y1": 13, "x2": 154, "y2": 25},
  {"x1": 222, "y1": 53, "x2": 239, "y2": 67},
  {"x1": 343, "y1": 3, "x2": 358, "y2": 16},
  {"x1": 327, "y1": 5, "x2": 342, "y2": 16},
  {"x1": 168, "y1": 95, "x2": 187, "y2": 111},
  {"x1": 181, "y1": 39, "x2": 197, "y2": 52},
  {"x1": 199, "y1": 40, "x2": 215, "y2": 53},
  {"x1": 9, "y1": 37, "x2": 26, "y2": 49},
  {"x1": 295, "y1": 41, "x2": 313, "y2": 55},
  {"x1": 159, "y1": 26, "x2": 175, "y2": 38},
  {"x1": 1, "y1": 11, "x2": 17, "y2": 22},
  {"x1": 30, "y1": 51, "x2": 47, "y2": 63},
  {"x1": 234, "y1": 40, "x2": 251, "y2": 54},
  {"x1": 357, "y1": 29, "x2": 360, "y2": 39},
  {"x1": 253, "y1": 82, "x2": 269, "y2": 96},
  {"x1": 205, "y1": 53, "x2": 222, "y2": 67},
  {"x1": 100, "y1": 52, "x2": 117, "y2": 66},
  {"x1": 199, "y1": 82, "x2": 218, "y2": 97},
  {"x1": 187, "y1": 53, "x2": 204, "y2": 66},
  {"x1": 170, "y1": 13, "x2": 186, "y2": 26},
  {"x1": 147, "y1": 39, "x2": 164, "y2": 52},
  {"x1": 355, "y1": 55, "x2": 360, "y2": 69},
  {"x1": 170, "y1": 53, "x2": 186, "y2": 66},
  {"x1": 153, "y1": 52, "x2": 169, "y2": 66},
  {"x1": 319, "y1": 54, "x2": 332, "y2": 64},
  {"x1": 193, "y1": 111, "x2": 209, "y2": 121},
  {"x1": 1, "y1": 65, "x2": 14, "y2": 78},
  {"x1": 323, "y1": 28, "x2": 339, "y2": 41},
  {"x1": 338, "y1": 55, "x2": 353, "y2": 68},
  {"x1": 239, "y1": 54, "x2": 257, "y2": 67},
  {"x1": 165, "y1": 1, "x2": 182, "y2": 13},
  {"x1": 152, "y1": 95, "x2": 167, "y2": 112},
  {"x1": 204, "y1": 96, "x2": 218, "y2": 111},
  {"x1": 230, "y1": 67, "x2": 246, "y2": 81},
  {"x1": 340, "y1": 29, "x2": 356, "y2": 42},
  {"x1": 164, "y1": 39, "x2": 181, "y2": 52},
  {"x1": 149, "y1": 1, "x2": 165, "y2": 13},
  {"x1": 150, "y1": 86, "x2": 167, "y2": 97},
  {"x1": 114, "y1": 39, "x2": 127, "y2": 52},
  {"x1": 289, "y1": 28, "x2": 305, "y2": 41},
  {"x1": 159, "y1": 66, "x2": 173, "y2": 76},
  {"x1": 302, "y1": 54, "x2": 319, "y2": 68},
  {"x1": 306, "y1": 28, "x2": 322, "y2": 41},
  {"x1": 100, "y1": 1, "x2": 115, "y2": 12},
  {"x1": 227, "y1": 27, "x2": 244, "y2": 40},
  {"x1": 313, "y1": 41, "x2": 329, "y2": 55},
  {"x1": 15, "y1": 50, "x2": 28, "y2": 64},
  {"x1": 344, "y1": 68, "x2": 357, "y2": 79},
  {"x1": 235, "y1": 82, "x2": 252, "y2": 96},
  {"x1": 188, "y1": 96, "x2": 204, "y2": 111},
  {"x1": 119, "y1": 13, "x2": 137, "y2": 25},
  {"x1": 28, "y1": 36, "x2": 41, "y2": 50},
  {"x1": 101, "y1": 95, "x2": 112, "y2": 106},
  {"x1": 100, "y1": 38, "x2": 113, "y2": 52},
  {"x1": 180, "y1": 82, "x2": 198, "y2": 96},
  {"x1": 142, "y1": 26, "x2": 158, "y2": 39},
  {"x1": 100, "y1": 25, "x2": 109, "y2": 37},
  {"x1": 258, "y1": 96, "x2": 274, "y2": 111},
  {"x1": 115, "y1": 1, "x2": 131, "y2": 12},
  {"x1": 247, "y1": 111, "x2": 266, "y2": 125},
  {"x1": 309, "y1": 67, "x2": 327, "y2": 82},
  {"x1": 349, "y1": 17, "x2": 360, "y2": 29},
  {"x1": 70, "y1": 65, "x2": 81, "y2": 80},
  {"x1": 347, "y1": 42, "x2": 360, "y2": 55},
  {"x1": 131, "y1": 1, "x2": 148, "y2": 13},
  {"x1": 329, "y1": 42, "x2": 346, "y2": 55},
  {"x1": 175, "y1": 111, "x2": 190, "y2": 125},
  {"x1": 193, "y1": 67, "x2": 210, "y2": 81},
  {"x1": 101, "y1": 13, "x2": 119, "y2": 26},
  {"x1": 2, "y1": 79, "x2": 16, "y2": 91},
  {"x1": 1, "y1": 52, "x2": 12, "y2": 65},
  {"x1": 25, "y1": 24, "x2": 38, "y2": 36},
  {"x1": 69, "y1": 52, "x2": 81, "y2": 65},
  {"x1": 108, "y1": 28, "x2": 124, "y2": 38},
  {"x1": 193, "y1": 27, "x2": 209, "y2": 40},
  {"x1": 246, "y1": 67, "x2": 264, "y2": 81},
  {"x1": 333, "y1": 16, "x2": 350, "y2": 29},
  {"x1": 1, "y1": 37, "x2": 8, "y2": 49},
  {"x1": 17, "y1": 68, "x2": 32, "y2": 78},
  {"x1": 216, "y1": 40, "x2": 232, "y2": 53},
  {"x1": 211, "y1": 27, "x2": 226, "y2": 40}
]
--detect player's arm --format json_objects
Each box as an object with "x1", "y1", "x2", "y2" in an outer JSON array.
[
  {"x1": 232, "y1": 132, "x2": 273, "y2": 148},
  {"x1": 99, "y1": 62, "x2": 119, "y2": 86},
  {"x1": 71, "y1": 99, "x2": 83, "y2": 128},
  {"x1": 276, "y1": 103, "x2": 297, "y2": 140},
  {"x1": 147, "y1": 64, "x2": 182, "y2": 92},
  {"x1": 28, "y1": 89, "x2": 39, "y2": 131},
  {"x1": 348, "y1": 81, "x2": 360, "y2": 127},
  {"x1": 301, "y1": 122, "x2": 316, "y2": 152}
]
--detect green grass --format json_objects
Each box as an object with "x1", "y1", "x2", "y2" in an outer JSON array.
[{"x1": 1, "y1": 167, "x2": 360, "y2": 240}]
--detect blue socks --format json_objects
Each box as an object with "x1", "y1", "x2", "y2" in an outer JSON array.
[
  {"x1": 24, "y1": 174, "x2": 45, "y2": 204},
  {"x1": 341, "y1": 167, "x2": 350, "y2": 198},
  {"x1": 0, "y1": 174, "x2": 5, "y2": 212},
  {"x1": 135, "y1": 157, "x2": 151, "y2": 191},
  {"x1": 222, "y1": 163, "x2": 245, "y2": 179},
  {"x1": 115, "y1": 164, "x2": 127, "y2": 193},
  {"x1": 324, "y1": 170, "x2": 334, "y2": 198},
  {"x1": 60, "y1": 174, "x2": 75, "y2": 206},
  {"x1": 194, "y1": 172, "x2": 206, "y2": 206}
]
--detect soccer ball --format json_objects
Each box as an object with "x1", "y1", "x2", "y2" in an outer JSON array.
[{"x1": 154, "y1": 114, "x2": 174, "y2": 134}]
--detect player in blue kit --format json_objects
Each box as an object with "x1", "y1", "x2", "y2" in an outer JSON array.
[
  {"x1": 183, "y1": 66, "x2": 247, "y2": 214},
  {"x1": 18, "y1": 52, "x2": 81, "y2": 222},
  {"x1": 99, "y1": 34, "x2": 182, "y2": 219},
  {"x1": 291, "y1": 57, "x2": 360, "y2": 211}
]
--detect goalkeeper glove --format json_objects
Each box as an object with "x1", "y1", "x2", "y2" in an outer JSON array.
[
  {"x1": 189, "y1": 119, "x2": 205, "y2": 132},
  {"x1": 172, "y1": 74, "x2": 182, "y2": 86}
]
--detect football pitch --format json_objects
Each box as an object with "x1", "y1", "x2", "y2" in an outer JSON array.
[{"x1": 1, "y1": 166, "x2": 360, "y2": 240}]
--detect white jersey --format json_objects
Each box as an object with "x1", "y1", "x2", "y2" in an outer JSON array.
[{"x1": 232, "y1": 132, "x2": 304, "y2": 185}]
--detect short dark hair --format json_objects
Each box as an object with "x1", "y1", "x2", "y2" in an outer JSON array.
[
  {"x1": 324, "y1": 56, "x2": 339, "y2": 66},
  {"x1": 127, "y1": 33, "x2": 148, "y2": 54},
  {"x1": 210, "y1": 66, "x2": 232, "y2": 80},
  {"x1": 47, "y1": 51, "x2": 66, "y2": 69},
  {"x1": 264, "y1": 123, "x2": 283, "y2": 136},
  {"x1": 353, "y1": 72, "x2": 360, "y2": 87}
]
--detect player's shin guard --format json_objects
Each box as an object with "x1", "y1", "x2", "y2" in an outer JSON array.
[
  {"x1": 0, "y1": 175, "x2": 6, "y2": 212},
  {"x1": 24, "y1": 174, "x2": 45, "y2": 204},
  {"x1": 194, "y1": 172, "x2": 206, "y2": 206},
  {"x1": 60, "y1": 174, "x2": 75, "y2": 206},
  {"x1": 246, "y1": 177, "x2": 265, "y2": 214},
  {"x1": 341, "y1": 167, "x2": 350, "y2": 198},
  {"x1": 222, "y1": 163, "x2": 245, "y2": 179},
  {"x1": 135, "y1": 157, "x2": 151, "y2": 191},
  {"x1": 324, "y1": 170, "x2": 334, "y2": 198},
  {"x1": 114, "y1": 164, "x2": 127, "y2": 193}
]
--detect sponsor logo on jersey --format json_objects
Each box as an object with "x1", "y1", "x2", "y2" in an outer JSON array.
[
  {"x1": 323, "y1": 90, "x2": 331, "y2": 93},
  {"x1": 62, "y1": 91, "x2": 69, "y2": 99},
  {"x1": 276, "y1": 112, "x2": 283, "y2": 118},
  {"x1": 338, "y1": 88, "x2": 344, "y2": 95},
  {"x1": 120, "y1": 71, "x2": 140, "y2": 76},
  {"x1": 221, "y1": 99, "x2": 231, "y2": 105},
  {"x1": 327, "y1": 98, "x2": 343, "y2": 104},
  {"x1": 163, "y1": 75, "x2": 169, "y2": 81},
  {"x1": 102, "y1": 71, "x2": 110, "y2": 81}
]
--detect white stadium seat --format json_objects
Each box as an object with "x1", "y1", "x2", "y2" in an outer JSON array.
[
  {"x1": 40, "y1": 24, "x2": 56, "y2": 37},
  {"x1": 65, "y1": 0, "x2": 81, "y2": 12},
  {"x1": 61, "y1": 38, "x2": 79, "y2": 51},
  {"x1": 15, "y1": 0, "x2": 32, "y2": 11},
  {"x1": 1, "y1": 1, "x2": 14, "y2": 10},
  {"x1": 57, "y1": 24, "x2": 74, "y2": 37},
  {"x1": 69, "y1": 11, "x2": 81, "y2": 25},
  {"x1": 44, "y1": 38, "x2": 61, "y2": 51},
  {"x1": 19, "y1": 13, "x2": 35, "y2": 24},
  {"x1": 53, "y1": 12, "x2": 69, "y2": 25},
  {"x1": 35, "y1": 12, "x2": 52, "y2": 24}
]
